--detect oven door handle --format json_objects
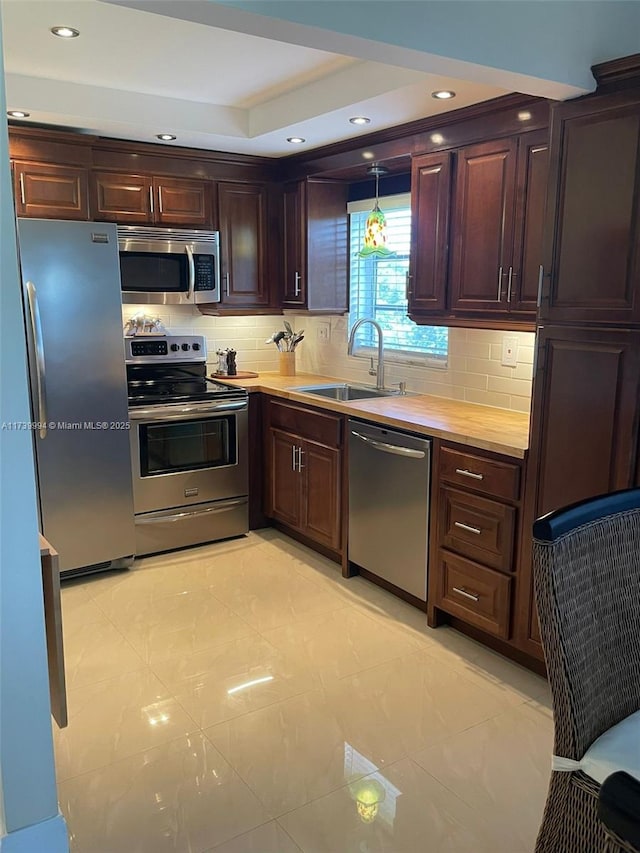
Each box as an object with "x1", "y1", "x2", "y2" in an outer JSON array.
[
  {"x1": 137, "y1": 498, "x2": 247, "y2": 524},
  {"x1": 129, "y1": 400, "x2": 247, "y2": 420}
]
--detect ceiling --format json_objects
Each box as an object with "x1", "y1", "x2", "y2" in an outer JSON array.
[{"x1": 1, "y1": 0, "x2": 510, "y2": 157}]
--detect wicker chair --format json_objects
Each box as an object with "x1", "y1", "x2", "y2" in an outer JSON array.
[
  {"x1": 599, "y1": 772, "x2": 640, "y2": 853},
  {"x1": 532, "y1": 488, "x2": 640, "y2": 853}
]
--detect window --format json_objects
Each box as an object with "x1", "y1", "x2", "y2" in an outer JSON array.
[{"x1": 349, "y1": 193, "x2": 448, "y2": 364}]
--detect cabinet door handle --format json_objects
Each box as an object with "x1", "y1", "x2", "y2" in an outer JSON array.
[
  {"x1": 405, "y1": 271, "x2": 413, "y2": 299},
  {"x1": 507, "y1": 266, "x2": 514, "y2": 303},
  {"x1": 158, "y1": 186, "x2": 164, "y2": 214},
  {"x1": 291, "y1": 444, "x2": 297, "y2": 471},
  {"x1": 19, "y1": 172, "x2": 26, "y2": 205},
  {"x1": 453, "y1": 587, "x2": 480, "y2": 602},
  {"x1": 453, "y1": 586, "x2": 480, "y2": 601},
  {"x1": 537, "y1": 264, "x2": 544, "y2": 308},
  {"x1": 149, "y1": 186, "x2": 154, "y2": 215},
  {"x1": 497, "y1": 265, "x2": 503, "y2": 301},
  {"x1": 454, "y1": 521, "x2": 482, "y2": 535},
  {"x1": 294, "y1": 271, "x2": 301, "y2": 297},
  {"x1": 297, "y1": 447, "x2": 305, "y2": 471},
  {"x1": 455, "y1": 468, "x2": 484, "y2": 481},
  {"x1": 224, "y1": 272, "x2": 230, "y2": 296}
]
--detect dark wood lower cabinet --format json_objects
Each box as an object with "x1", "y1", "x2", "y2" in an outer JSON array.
[
  {"x1": 264, "y1": 397, "x2": 343, "y2": 559},
  {"x1": 268, "y1": 428, "x2": 302, "y2": 529},
  {"x1": 302, "y1": 439, "x2": 341, "y2": 552},
  {"x1": 529, "y1": 325, "x2": 640, "y2": 517},
  {"x1": 515, "y1": 324, "x2": 640, "y2": 661},
  {"x1": 427, "y1": 439, "x2": 547, "y2": 670}
]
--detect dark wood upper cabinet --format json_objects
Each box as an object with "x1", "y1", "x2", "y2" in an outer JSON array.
[
  {"x1": 92, "y1": 171, "x2": 152, "y2": 223},
  {"x1": 283, "y1": 181, "x2": 306, "y2": 305},
  {"x1": 92, "y1": 171, "x2": 212, "y2": 227},
  {"x1": 511, "y1": 130, "x2": 549, "y2": 315},
  {"x1": 153, "y1": 177, "x2": 211, "y2": 227},
  {"x1": 14, "y1": 161, "x2": 89, "y2": 220},
  {"x1": 217, "y1": 182, "x2": 269, "y2": 307},
  {"x1": 281, "y1": 179, "x2": 348, "y2": 312},
  {"x1": 529, "y1": 325, "x2": 640, "y2": 518},
  {"x1": 541, "y1": 102, "x2": 640, "y2": 325},
  {"x1": 449, "y1": 138, "x2": 518, "y2": 314},
  {"x1": 409, "y1": 132, "x2": 544, "y2": 327},
  {"x1": 408, "y1": 151, "x2": 452, "y2": 313}
]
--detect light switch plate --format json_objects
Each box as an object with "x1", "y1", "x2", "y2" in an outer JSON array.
[
  {"x1": 501, "y1": 336, "x2": 518, "y2": 367},
  {"x1": 317, "y1": 321, "x2": 331, "y2": 343}
]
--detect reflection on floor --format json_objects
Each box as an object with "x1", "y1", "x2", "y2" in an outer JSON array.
[{"x1": 57, "y1": 529, "x2": 552, "y2": 852}]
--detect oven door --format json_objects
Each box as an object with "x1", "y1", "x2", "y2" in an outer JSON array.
[{"x1": 129, "y1": 400, "x2": 248, "y2": 514}]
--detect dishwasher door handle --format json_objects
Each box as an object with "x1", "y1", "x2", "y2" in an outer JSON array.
[{"x1": 351, "y1": 430, "x2": 426, "y2": 459}]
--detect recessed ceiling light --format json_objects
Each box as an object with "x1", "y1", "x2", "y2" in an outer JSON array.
[
  {"x1": 432, "y1": 90, "x2": 456, "y2": 100},
  {"x1": 517, "y1": 110, "x2": 532, "y2": 122},
  {"x1": 349, "y1": 116, "x2": 371, "y2": 125},
  {"x1": 50, "y1": 26, "x2": 80, "y2": 38},
  {"x1": 430, "y1": 133, "x2": 445, "y2": 145},
  {"x1": 156, "y1": 134, "x2": 176, "y2": 141},
  {"x1": 7, "y1": 110, "x2": 30, "y2": 118},
  {"x1": 362, "y1": 151, "x2": 375, "y2": 160},
  {"x1": 287, "y1": 136, "x2": 306, "y2": 144}
]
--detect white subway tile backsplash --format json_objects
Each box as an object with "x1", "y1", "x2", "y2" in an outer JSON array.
[
  {"x1": 464, "y1": 388, "x2": 512, "y2": 409},
  {"x1": 487, "y1": 375, "x2": 533, "y2": 397},
  {"x1": 120, "y1": 305, "x2": 534, "y2": 414}
]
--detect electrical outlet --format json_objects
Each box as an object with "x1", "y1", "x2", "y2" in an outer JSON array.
[
  {"x1": 501, "y1": 336, "x2": 518, "y2": 367},
  {"x1": 317, "y1": 322, "x2": 331, "y2": 343}
]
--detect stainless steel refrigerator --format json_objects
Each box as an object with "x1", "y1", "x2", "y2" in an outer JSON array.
[{"x1": 17, "y1": 218, "x2": 135, "y2": 576}]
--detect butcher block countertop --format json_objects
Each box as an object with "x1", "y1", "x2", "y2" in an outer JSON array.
[{"x1": 228, "y1": 373, "x2": 530, "y2": 459}]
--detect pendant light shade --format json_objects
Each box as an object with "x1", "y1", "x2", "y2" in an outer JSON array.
[{"x1": 358, "y1": 165, "x2": 394, "y2": 258}]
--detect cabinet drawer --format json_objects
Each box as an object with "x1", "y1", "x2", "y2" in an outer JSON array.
[
  {"x1": 267, "y1": 399, "x2": 341, "y2": 448},
  {"x1": 435, "y1": 551, "x2": 512, "y2": 639},
  {"x1": 439, "y1": 487, "x2": 516, "y2": 572},
  {"x1": 439, "y1": 445, "x2": 520, "y2": 501}
]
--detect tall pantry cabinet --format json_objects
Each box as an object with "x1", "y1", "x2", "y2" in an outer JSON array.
[{"x1": 517, "y1": 57, "x2": 640, "y2": 660}]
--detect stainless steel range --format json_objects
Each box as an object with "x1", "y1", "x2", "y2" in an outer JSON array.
[{"x1": 125, "y1": 335, "x2": 248, "y2": 556}]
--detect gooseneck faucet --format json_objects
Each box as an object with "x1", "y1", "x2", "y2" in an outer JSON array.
[{"x1": 347, "y1": 318, "x2": 385, "y2": 390}]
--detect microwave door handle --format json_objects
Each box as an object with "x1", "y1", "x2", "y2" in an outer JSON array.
[{"x1": 185, "y1": 245, "x2": 195, "y2": 300}]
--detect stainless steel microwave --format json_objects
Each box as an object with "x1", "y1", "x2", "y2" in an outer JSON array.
[{"x1": 117, "y1": 225, "x2": 220, "y2": 305}]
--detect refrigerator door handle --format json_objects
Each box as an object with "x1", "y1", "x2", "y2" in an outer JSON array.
[
  {"x1": 26, "y1": 281, "x2": 48, "y2": 438},
  {"x1": 186, "y1": 245, "x2": 195, "y2": 300}
]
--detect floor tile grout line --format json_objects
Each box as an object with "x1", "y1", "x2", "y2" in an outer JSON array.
[{"x1": 55, "y1": 728, "x2": 205, "y2": 788}]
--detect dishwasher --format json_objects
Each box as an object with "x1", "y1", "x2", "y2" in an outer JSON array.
[{"x1": 348, "y1": 419, "x2": 431, "y2": 602}]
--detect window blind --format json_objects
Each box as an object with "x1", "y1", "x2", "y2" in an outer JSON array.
[{"x1": 348, "y1": 194, "x2": 448, "y2": 362}]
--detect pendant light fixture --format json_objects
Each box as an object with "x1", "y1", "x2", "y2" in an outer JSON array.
[{"x1": 358, "y1": 164, "x2": 393, "y2": 258}]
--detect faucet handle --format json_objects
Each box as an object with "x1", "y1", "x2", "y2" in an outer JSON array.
[
  {"x1": 368, "y1": 357, "x2": 377, "y2": 377},
  {"x1": 394, "y1": 381, "x2": 407, "y2": 395}
]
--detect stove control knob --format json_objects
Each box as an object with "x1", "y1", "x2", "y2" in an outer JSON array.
[
  {"x1": 170, "y1": 343, "x2": 179, "y2": 352},
  {"x1": 192, "y1": 343, "x2": 201, "y2": 351},
  {"x1": 181, "y1": 343, "x2": 191, "y2": 351}
]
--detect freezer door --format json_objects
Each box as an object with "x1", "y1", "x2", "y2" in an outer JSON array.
[{"x1": 18, "y1": 219, "x2": 135, "y2": 572}]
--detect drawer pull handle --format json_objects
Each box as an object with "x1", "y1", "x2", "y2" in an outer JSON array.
[
  {"x1": 454, "y1": 521, "x2": 481, "y2": 535},
  {"x1": 455, "y1": 468, "x2": 484, "y2": 480},
  {"x1": 453, "y1": 586, "x2": 480, "y2": 602}
]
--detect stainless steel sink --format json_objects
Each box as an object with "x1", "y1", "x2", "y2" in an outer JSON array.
[{"x1": 290, "y1": 383, "x2": 402, "y2": 401}]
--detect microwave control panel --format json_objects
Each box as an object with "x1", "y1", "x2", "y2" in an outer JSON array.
[{"x1": 194, "y1": 254, "x2": 216, "y2": 292}]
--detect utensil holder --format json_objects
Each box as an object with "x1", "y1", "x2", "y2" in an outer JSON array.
[{"x1": 279, "y1": 351, "x2": 296, "y2": 376}]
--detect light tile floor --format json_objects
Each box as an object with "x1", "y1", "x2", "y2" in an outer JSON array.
[{"x1": 56, "y1": 530, "x2": 552, "y2": 853}]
